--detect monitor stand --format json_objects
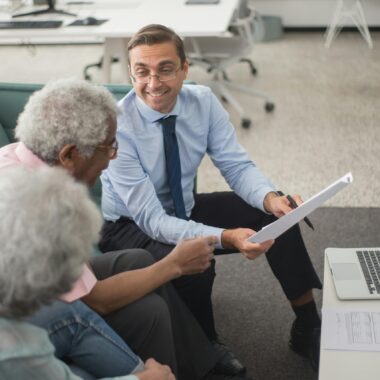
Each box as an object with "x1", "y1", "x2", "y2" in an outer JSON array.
[{"x1": 12, "y1": 0, "x2": 76, "y2": 18}]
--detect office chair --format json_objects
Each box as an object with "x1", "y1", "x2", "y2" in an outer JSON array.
[{"x1": 184, "y1": 1, "x2": 274, "y2": 128}]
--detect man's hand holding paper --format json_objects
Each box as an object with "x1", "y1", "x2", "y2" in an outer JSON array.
[
  {"x1": 221, "y1": 228, "x2": 274, "y2": 260},
  {"x1": 248, "y1": 172, "x2": 353, "y2": 244},
  {"x1": 219, "y1": 192, "x2": 303, "y2": 261},
  {"x1": 264, "y1": 191, "x2": 304, "y2": 218}
]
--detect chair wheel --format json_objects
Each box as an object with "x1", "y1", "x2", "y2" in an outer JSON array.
[
  {"x1": 221, "y1": 96, "x2": 228, "y2": 103},
  {"x1": 241, "y1": 118, "x2": 251, "y2": 129},
  {"x1": 265, "y1": 102, "x2": 275, "y2": 112}
]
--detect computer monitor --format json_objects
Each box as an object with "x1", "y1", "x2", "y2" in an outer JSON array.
[{"x1": 12, "y1": 0, "x2": 76, "y2": 18}]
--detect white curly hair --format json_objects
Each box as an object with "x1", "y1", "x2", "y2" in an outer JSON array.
[
  {"x1": 15, "y1": 78, "x2": 119, "y2": 164},
  {"x1": 0, "y1": 166, "x2": 102, "y2": 318}
]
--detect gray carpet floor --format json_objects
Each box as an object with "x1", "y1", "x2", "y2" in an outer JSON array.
[{"x1": 213, "y1": 207, "x2": 380, "y2": 380}]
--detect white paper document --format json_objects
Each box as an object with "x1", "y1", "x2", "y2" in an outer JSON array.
[
  {"x1": 321, "y1": 307, "x2": 380, "y2": 352},
  {"x1": 247, "y1": 172, "x2": 353, "y2": 244}
]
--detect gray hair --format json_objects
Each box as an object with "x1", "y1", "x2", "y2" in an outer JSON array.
[
  {"x1": 15, "y1": 78, "x2": 119, "y2": 164},
  {"x1": 0, "y1": 166, "x2": 102, "y2": 318}
]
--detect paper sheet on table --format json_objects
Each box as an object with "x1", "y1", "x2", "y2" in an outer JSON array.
[
  {"x1": 247, "y1": 172, "x2": 353, "y2": 243},
  {"x1": 321, "y1": 307, "x2": 380, "y2": 351}
]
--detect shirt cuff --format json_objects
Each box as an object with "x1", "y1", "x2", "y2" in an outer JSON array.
[
  {"x1": 199, "y1": 226, "x2": 225, "y2": 249},
  {"x1": 255, "y1": 186, "x2": 277, "y2": 214}
]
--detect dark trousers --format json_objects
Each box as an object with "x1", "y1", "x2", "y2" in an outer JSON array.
[
  {"x1": 90, "y1": 249, "x2": 218, "y2": 380},
  {"x1": 99, "y1": 192, "x2": 322, "y2": 341}
]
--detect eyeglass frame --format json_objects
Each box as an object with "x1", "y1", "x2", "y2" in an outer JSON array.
[
  {"x1": 94, "y1": 139, "x2": 118, "y2": 159},
  {"x1": 129, "y1": 66, "x2": 182, "y2": 84}
]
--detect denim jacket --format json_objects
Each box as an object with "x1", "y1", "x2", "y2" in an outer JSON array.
[{"x1": 0, "y1": 318, "x2": 138, "y2": 380}]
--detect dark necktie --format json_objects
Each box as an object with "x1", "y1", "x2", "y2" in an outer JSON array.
[{"x1": 159, "y1": 115, "x2": 187, "y2": 220}]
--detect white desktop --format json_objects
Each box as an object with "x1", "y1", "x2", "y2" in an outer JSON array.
[
  {"x1": 319, "y1": 254, "x2": 380, "y2": 379},
  {"x1": 0, "y1": 0, "x2": 238, "y2": 82}
]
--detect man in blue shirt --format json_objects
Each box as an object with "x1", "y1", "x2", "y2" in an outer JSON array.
[{"x1": 100, "y1": 24, "x2": 322, "y2": 374}]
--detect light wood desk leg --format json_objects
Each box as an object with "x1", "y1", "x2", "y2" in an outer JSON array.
[
  {"x1": 354, "y1": 1, "x2": 373, "y2": 49},
  {"x1": 119, "y1": 39, "x2": 130, "y2": 84},
  {"x1": 325, "y1": 0, "x2": 344, "y2": 48},
  {"x1": 103, "y1": 38, "x2": 114, "y2": 83},
  {"x1": 325, "y1": 0, "x2": 373, "y2": 49},
  {"x1": 102, "y1": 38, "x2": 131, "y2": 84}
]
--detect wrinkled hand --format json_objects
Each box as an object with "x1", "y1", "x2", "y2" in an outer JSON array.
[
  {"x1": 167, "y1": 236, "x2": 217, "y2": 276},
  {"x1": 264, "y1": 192, "x2": 303, "y2": 218},
  {"x1": 221, "y1": 228, "x2": 274, "y2": 260},
  {"x1": 136, "y1": 358, "x2": 176, "y2": 380}
]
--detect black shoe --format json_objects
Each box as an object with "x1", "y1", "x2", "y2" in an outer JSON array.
[
  {"x1": 289, "y1": 320, "x2": 321, "y2": 371},
  {"x1": 203, "y1": 370, "x2": 252, "y2": 380},
  {"x1": 211, "y1": 338, "x2": 246, "y2": 376}
]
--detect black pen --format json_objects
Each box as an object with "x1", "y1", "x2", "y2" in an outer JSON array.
[{"x1": 277, "y1": 191, "x2": 314, "y2": 230}]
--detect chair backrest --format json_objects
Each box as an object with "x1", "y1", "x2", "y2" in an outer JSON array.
[
  {"x1": 184, "y1": 0, "x2": 257, "y2": 65},
  {"x1": 235, "y1": 0, "x2": 250, "y2": 18},
  {"x1": 0, "y1": 122, "x2": 10, "y2": 146},
  {"x1": 229, "y1": 0, "x2": 261, "y2": 46},
  {"x1": 0, "y1": 82, "x2": 133, "y2": 205},
  {"x1": 0, "y1": 82, "x2": 133, "y2": 142},
  {"x1": 229, "y1": 0, "x2": 267, "y2": 44}
]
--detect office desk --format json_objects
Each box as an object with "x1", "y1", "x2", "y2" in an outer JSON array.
[
  {"x1": 94, "y1": 0, "x2": 239, "y2": 82},
  {"x1": 0, "y1": 0, "x2": 238, "y2": 82},
  {"x1": 0, "y1": 0, "x2": 141, "y2": 45},
  {"x1": 319, "y1": 255, "x2": 380, "y2": 379},
  {"x1": 95, "y1": 0, "x2": 238, "y2": 38}
]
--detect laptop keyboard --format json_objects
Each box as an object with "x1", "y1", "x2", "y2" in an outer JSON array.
[
  {"x1": 356, "y1": 250, "x2": 380, "y2": 294},
  {"x1": 0, "y1": 20, "x2": 63, "y2": 29}
]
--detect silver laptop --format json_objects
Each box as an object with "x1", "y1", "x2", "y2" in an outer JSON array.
[{"x1": 326, "y1": 247, "x2": 380, "y2": 300}]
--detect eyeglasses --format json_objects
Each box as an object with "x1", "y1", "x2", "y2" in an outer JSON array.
[
  {"x1": 95, "y1": 139, "x2": 118, "y2": 159},
  {"x1": 130, "y1": 66, "x2": 181, "y2": 84}
]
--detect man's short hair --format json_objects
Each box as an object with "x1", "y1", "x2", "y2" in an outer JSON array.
[
  {"x1": 15, "y1": 78, "x2": 119, "y2": 165},
  {"x1": 128, "y1": 24, "x2": 186, "y2": 67},
  {"x1": 0, "y1": 166, "x2": 102, "y2": 318}
]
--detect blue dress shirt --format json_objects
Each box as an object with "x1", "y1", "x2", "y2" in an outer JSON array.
[{"x1": 101, "y1": 85, "x2": 275, "y2": 248}]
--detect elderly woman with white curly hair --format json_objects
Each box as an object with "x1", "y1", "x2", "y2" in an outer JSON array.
[
  {"x1": 0, "y1": 166, "x2": 174, "y2": 380},
  {"x1": 0, "y1": 78, "x2": 222, "y2": 380}
]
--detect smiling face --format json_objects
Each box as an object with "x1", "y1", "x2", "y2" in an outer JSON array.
[{"x1": 129, "y1": 41, "x2": 189, "y2": 114}]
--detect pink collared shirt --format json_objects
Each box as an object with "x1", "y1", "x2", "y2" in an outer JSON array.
[{"x1": 0, "y1": 142, "x2": 97, "y2": 302}]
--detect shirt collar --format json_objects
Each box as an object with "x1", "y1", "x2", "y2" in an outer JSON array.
[
  {"x1": 135, "y1": 92, "x2": 181, "y2": 124},
  {"x1": 15, "y1": 142, "x2": 45, "y2": 168}
]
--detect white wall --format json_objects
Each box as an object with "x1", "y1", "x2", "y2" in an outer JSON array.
[{"x1": 253, "y1": 0, "x2": 380, "y2": 27}]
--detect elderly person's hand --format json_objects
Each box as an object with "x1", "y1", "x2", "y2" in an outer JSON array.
[
  {"x1": 164, "y1": 236, "x2": 217, "y2": 276},
  {"x1": 136, "y1": 359, "x2": 176, "y2": 380}
]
